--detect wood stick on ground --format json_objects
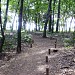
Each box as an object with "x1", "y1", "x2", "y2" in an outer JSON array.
[
  {"x1": 30, "y1": 44, "x2": 32, "y2": 48},
  {"x1": 48, "y1": 49, "x2": 50, "y2": 55},
  {"x1": 46, "y1": 68, "x2": 49, "y2": 75},
  {"x1": 55, "y1": 39, "x2": 57, "y2": 48},
  {"x1": 46, "y1": 56, "x2": 48, "y2": 63}
]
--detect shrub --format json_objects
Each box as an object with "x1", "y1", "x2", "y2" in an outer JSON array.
[{"x1": 24, "y1": 35, "x2": 32, "y2": 43}]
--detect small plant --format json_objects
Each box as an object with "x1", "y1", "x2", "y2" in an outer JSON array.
[
  {"x1": 23, "y1": 34, "x2": 32, "y2": 44},
  {"x1": 2, "y1": 32, "x2": 17, "y2": 52},
  {"x1": 63, "y1": 32, "x2": 75, "y2": 47},
  {"x1": 63, "y1": 38, "x2": 72, "y2": 47},
  {"x1": 21, "y1": 31, "x2": 33, "y2": 46}
]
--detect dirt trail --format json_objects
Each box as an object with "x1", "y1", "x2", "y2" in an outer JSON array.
[{"x1": 0, "y1": 33, "x2": 71, "y2": 75}]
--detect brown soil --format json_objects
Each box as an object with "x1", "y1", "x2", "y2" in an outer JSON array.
[{"x1": 0, "y1": 33, "x2": 75, "y2": 75}]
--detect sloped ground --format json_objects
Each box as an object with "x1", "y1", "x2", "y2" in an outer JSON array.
[{"x1": 0, "y1": 33, "x2": 75, "y2": 75}]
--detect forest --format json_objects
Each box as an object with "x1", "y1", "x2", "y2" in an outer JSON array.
[{"x1": 0, "y1": 0, "x2": 75, "y2": 75}]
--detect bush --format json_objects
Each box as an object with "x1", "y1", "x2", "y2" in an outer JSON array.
[
  {"x1": 63, "y1": 38, "x2": 72, "y2": 47},
  {"x1": 21, "y1": 31, "x2": 33, "y2": 44},
  {"x1": 63, "y1": 32, "x2": 75, "y2": 47},
  {"x1": 2, "y1": 32, "x2": 17, "y2": 52},
  {"x1": 24, "y1": 35, "x2": 32, "y2": 43}
]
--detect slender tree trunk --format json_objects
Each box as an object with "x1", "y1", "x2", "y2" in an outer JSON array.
[
  {"x1": 48, "y1": 0, "x2": 52, "y2": 32},
  {"x1": 27, "y1": 0, "x2": 30, "y2": 22},
  {"x1": 35, "y1": 1, "x2": 39, "y2": 31},
  {"x1": 38, "y1": 0, "x2": 42, "y2": 31},
  {"x1": 3, "y1": 0, "x2": 9, "y2": 30},
  {"x1": 43, "y1": 0, "x2": 52, "y2": 37},
  {"x1": 49, "y1": 16, "x2": 52, "y2": 32},
  {"x1": 56, "y1": 0, "x2": 61, "y2": 32},
  {"x1": 35, "y1": 14, "x2": 38, "y2": 31},
  {"x1": 0, "y1": 0, "x2": 5, "y2": 53},
  {"x1": 17, "y1": 0, "x2": 24, "y2": 53},
  {"x1": 38, "y1": 13, "x2": 40, "y2": 31},
  {"x1": 52, "y1": 0, "x2": 56, "y2": 33},
  {"x1": 43, "y1": 19, "x2": 48, "y2": 37}
]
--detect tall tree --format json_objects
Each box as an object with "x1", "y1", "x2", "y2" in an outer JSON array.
[
  {"x1": 17, "y1": 0, "x2": 24, "y2": 53},
  {"x1": 34, "y1": 0, "x2": 40, "y2": 31},
  {"x1": 35, "y1": 13, "x2": 38, "y2": 31},
  {"x1": 43, "y1": 0, "x2": 52, "y2": 37},
  {"x1": 52, "y1": 0, "x2": 56, "y2": 33},
  {"x1": 48, "y1": 0, "x2": 52, "y2": 32},
  {"x1": 0, "y1": 0, "x2": 5, "y2": 53},
  {"x1": 3, "y1": 0, "x2": 9, "y2": 30},
  {"x1": 56, "y1": 0, "x2": 61, "y2": 32}
]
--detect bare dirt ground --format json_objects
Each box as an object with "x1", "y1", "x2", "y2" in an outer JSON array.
[{"x1": 0, "y1": 33, "x2": 75, "y2": 75}]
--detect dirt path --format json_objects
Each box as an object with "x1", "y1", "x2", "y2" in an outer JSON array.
[{"x1": 0, "y1": 33, "x2": 74, "y2": 75}]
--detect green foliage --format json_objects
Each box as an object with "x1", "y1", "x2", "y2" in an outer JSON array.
[
  {"x1": 72, "y1": 32, "x2": 75, "y2": 44},
  {"x1": 21, "y1": 30, "x2": 32, "y2": 44},
  {"x1": 24, "y1": 35, "x2": 32, "y2": 43},
  {"x1": 2, "y1": 30, "x2": 33, "y2": 52},
  {"x1": 63, "y1": 38, "x2": 72, "y2": 47},
  {"x1": 2, "y1": 32, "x2": 17, "y2": 51},
  {"x1": 63, "y1": 32, "x2": 75, "y2": 47},
  {"x1": 47, "y1": 31, "x2": 52, "y2": 34},
  {"x1": 1, "y1": 0, "x2": 75, "y2": 33}
]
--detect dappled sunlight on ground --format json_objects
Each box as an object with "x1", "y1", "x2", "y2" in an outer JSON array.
[
  {"x1": 37, "y1": 64, "x2": 47, "y2": 72},
  {"x1": 31, "y1": 49, "x2": 47, "y2": 56},
  {"x1": 1, "y1": 33, "x2": 74, "y2": 75}
]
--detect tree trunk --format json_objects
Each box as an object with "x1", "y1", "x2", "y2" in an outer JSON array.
[
  {"x1": 48, "y1": 0, "x2": 52, "y2": 32},
  {"x1": 38, "y1": 13, "x2": 40, "y2": 31},
  {"x1": 0, "y1": 0, "x2": 5, "y2": 53},
  {"x1": 52, "y1": 0, "x2": 56, "y2": 33},
  {"x1": 43, "y1": 0, "x2": 52, "y2": 37},
  {"x1": 3, "y1": 0, "x2": 9, "y2": 30},
  {"x1": 56, "y1": 0, "x2": 61, "y2": 32},
  {"x1": 49, "y1": 16, "x2": 52, "y2": 32},
  {"x1": 27, "y1": 0, "x2": 30, "y2": 22},
  {"x1": 35, "y1": 14, "x2": 38, "y2": 31},
  {"x1": 43, "y1": 19, "x2": 48, "y2": 38},
  {"x1": 17, "y1": 0, "x2": 24, "y2": 53}
]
